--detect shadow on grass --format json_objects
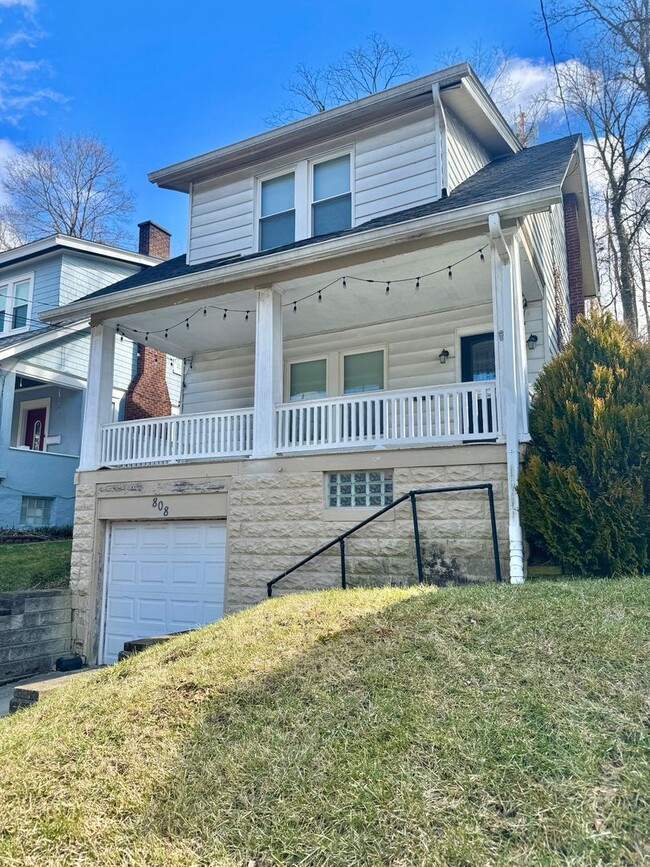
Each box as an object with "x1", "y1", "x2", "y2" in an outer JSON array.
[{"x1": 137, "y1": 582, "x2": 648, "y2": 866}]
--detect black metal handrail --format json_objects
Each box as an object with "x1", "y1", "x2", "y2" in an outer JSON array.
[{"x1": 267, "y1": 483, "x2": 502, "y2": 596}]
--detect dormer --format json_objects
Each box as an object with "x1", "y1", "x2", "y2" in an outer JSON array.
[{"x1": 149, "y1": 63, "x2": 520, "y2": 267}]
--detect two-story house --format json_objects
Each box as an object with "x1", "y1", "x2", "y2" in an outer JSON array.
[
  {"x1": 42, "y1": 64, "x2": 597, "y2": 664},
  {"x1": 0, "y1": 222, "x2": 181, "y2": 529}
]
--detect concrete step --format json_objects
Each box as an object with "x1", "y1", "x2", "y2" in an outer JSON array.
[{"x1": 6, "y1": 668, "x2": 96, "y2": 715}]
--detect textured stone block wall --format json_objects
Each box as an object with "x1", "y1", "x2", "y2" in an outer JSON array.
[
  {"x1": 68, "y1": 481, "x2": 100, "y2": 655},
  {"x1": 0, "y1": 589, "x2": 72, "y2": 684},
  {"x1": 226, "y1": 460, "x2": 509, "y2": 610}
]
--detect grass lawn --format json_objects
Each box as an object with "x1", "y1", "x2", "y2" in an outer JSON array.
[
  {"x1": 0, "y1": 578, "x2": 648, "y2": 865},
  {"x1": 0, "y1": 539, "x2": 72, "y2": 592}
]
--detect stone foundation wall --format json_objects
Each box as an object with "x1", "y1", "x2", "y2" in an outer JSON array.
[
  {"x1": 0, "y1": 589, "x2": 72, "y2": 685},
  {"x1": 69, "y1": 444, "x2": 510, "y2": 662},
  {"x1": 227, "y1": 459, "x2": 509, "y2": 609}
]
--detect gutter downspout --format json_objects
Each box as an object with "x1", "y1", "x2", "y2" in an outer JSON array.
[
  {"x1": 432, "y1": 83, "x2": 448, "y2": 199},
  {"x1": 489, "y1": 213, "x2": 525, "y2": 584}
]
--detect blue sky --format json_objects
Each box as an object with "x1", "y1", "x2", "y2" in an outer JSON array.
[{"x1": 0, "y1": 0, "x2": 561, "y2": 254}]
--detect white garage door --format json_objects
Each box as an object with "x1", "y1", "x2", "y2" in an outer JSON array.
[{"x1": 101, "y1": 520, "x2": 226, "y2": 664}]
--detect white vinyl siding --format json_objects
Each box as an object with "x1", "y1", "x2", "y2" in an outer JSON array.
[
  {"x1": 523, "y1": 204, "x2": 570, "y2": 359},
  {"x1": 446, "y1": 111, "x2": 491, "y2": 191},
  {"x1": 182, "y1": 303, "x2": 493, "y2": 414},
  {"x1": 354, "y1": 108, "x2": 437, "y2": 222},
  {"x1": 187, "y1": 107, "x2": 438, "y2": 265},
  {"x1": 189, "y1": 175, "x2": 255, "y2": 264}
]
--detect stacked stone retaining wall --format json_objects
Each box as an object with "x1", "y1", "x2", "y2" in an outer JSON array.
[{"x1": 0, "y1": 589, "x2": 72, "y2": 685}]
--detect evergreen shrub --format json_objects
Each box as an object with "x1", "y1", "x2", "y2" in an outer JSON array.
[{"x1": 519, "y1": 311, "x2": 649, "y2": 576}]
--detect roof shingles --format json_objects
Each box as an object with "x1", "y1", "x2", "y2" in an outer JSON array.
[{"x1": 76, "y1": 134, "x2": 580, "y2": 305}]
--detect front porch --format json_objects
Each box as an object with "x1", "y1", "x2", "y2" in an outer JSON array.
[
  {"x1": 99, "y1": 381, "x2": 499, "y2": 467},
  {"x1": 80, "y1": 226, "x2": 535, "y2": 472}
]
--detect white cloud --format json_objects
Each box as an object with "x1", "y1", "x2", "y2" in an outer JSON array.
[{"x1": 0, "y1": 1, "x2": 36, "y2": 9}]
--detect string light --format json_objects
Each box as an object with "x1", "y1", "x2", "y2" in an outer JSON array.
[{"x1": 112, "y1": 243, "x2": 487, "y2": 341}]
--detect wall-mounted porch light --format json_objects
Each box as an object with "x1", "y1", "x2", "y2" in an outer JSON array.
[
  {"x1": 438, "y1": 349, "x2": 450, "y2": 364},
  {"x1": 526, "y1": 334, "x2": 539, "y2": 351}
]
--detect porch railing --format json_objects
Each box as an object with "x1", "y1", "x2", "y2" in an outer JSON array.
[
  {"x1": 276, "y1": 383, "x2": 499, "y2": 452},
  {"x1": 99, "y1": 383, "x2": 499, "y2": 467},
  {"x1": 100, "y1": 409, "x2": 254, "y2": 467}
]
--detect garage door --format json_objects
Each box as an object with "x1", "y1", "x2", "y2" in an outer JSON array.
[{"x1": 101, "y1": 521, "x2": 226, "y2": 664}]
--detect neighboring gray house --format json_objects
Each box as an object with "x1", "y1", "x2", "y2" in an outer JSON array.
[
  {"x1": 43, "y1": 64, "x2": 598, "y2": 664},
  {"x1": 0, "y1": 224, "x2": 181, "y2": 529}
]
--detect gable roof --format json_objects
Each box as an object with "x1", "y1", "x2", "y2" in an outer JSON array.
[
  {"x1": 67, "y1": 135, "x2": 581, "y2": 308},
  {"x1": 149, "y1": 64, "x2": 520, "y2": 192},
  {"x1": 0, "y1": 321, "x2": 89, "y2": 362},
  {"x1": 0, "y1": 235, "x2": 161, "y2": 272}
]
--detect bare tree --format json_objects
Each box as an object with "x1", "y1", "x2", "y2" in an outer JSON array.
[
  {"x1": 267, "y1": 34, "x2": 415, "y2": 125},
  {"x1": 544, "y1": 0, "x2": 650, "y2": 337},
  {"x1": 1, "y1": 133, "x2": 134, "y2": 246}
]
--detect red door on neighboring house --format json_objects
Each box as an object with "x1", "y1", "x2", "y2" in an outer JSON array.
[{"x1": 24, "y1": 407, "x2": 47, "y2": 451}]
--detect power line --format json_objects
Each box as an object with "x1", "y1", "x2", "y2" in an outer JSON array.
[{"x1": 540, "y1": 0, "x2": 573, "y2": 135}]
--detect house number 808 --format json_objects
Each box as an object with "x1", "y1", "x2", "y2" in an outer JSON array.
[{"x1": 151, "y1": 497, "x2": 169, "y2": 517}]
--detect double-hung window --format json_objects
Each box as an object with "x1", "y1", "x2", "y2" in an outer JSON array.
[
  {"x1": 312, "y1": 155, "x2": 351, "y2": 237},
  {"x1": 0, "y1": 274, "x2": 33, "y2": 334},
  {"x1": 289, "y1": 358, "x2": 327, "y2": 401},
  {"x1": 259, "y1": 172, "x2": 295, "y2": 251},
  {"x1": 257, "y1": 152, "x2": 352, "y2": 252}
]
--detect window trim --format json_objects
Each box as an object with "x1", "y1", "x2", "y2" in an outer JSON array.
[
  {"x1": 308, "y1": 150, "x2": 353, "y2": 238},
  {"x1": 0, "y1": 271, "x2": 34, "y2": 336},
  {"x1": 16, "y1": 397, "x2": 51, "y2": 452},
  {"x1": 284, "y1": 345, "x2": 388, "y2": 402},
  {"x1": 20, "y1": 495, "x2": 54, "y2": 527},
  {"x1": 254, "y1": 147, "x2": 354, "y2": 253}
]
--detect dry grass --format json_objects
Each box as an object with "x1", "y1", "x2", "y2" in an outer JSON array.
[
  {"x1": 0, "y1": 578, "x2": 648, "y2": 865},
  {"x1": 0, "y1": 539, "x2": 71, "y2": 592}
]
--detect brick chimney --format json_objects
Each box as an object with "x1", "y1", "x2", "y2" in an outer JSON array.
[
  {"x1": 123, "y1": 222, "x2": 173, "y2": 421},
  {"x1": 563, "y1": 193, "x2": 585, "y2": 323}
]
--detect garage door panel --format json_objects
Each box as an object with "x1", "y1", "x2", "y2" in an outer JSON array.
[
  {"x1": 139, "y1": 561, "x2": 170, "y2": 585},
  {"x1": 106, "y1": 596, "x2": 135, "y2": 621},
  {"x1": 102, "y1": 521, "x2": 226, "y2": 664}
]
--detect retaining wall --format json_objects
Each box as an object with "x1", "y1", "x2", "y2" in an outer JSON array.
[{"x1": 0, "y1": 589, "x2": 72, "y2": 685}]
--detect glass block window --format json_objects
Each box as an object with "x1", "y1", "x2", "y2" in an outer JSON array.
[
  {"x1": 260, "y1": 172, "x2": 295, "y2": 250},
  {"x1": 20, "y1": 496, "x2": 53, "y2": 526},
  {"x1": 326, "y1": 471, "x2": 393, "y2": 508},
  {"x1": 312, "y1": 155, "x2": 351, "y2": 237}
]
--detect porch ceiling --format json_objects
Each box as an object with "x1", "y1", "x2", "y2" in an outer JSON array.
[{"x1": 105, "y1": 234, "x2": 540, "y2": 357}]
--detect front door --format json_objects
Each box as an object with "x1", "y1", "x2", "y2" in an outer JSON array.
[
  {"x1": 24, "y1": 407, "x2": 47, "y2": 451},
  {"x1": 460, "y1": 333, "x2": 495, "y2": 435}
]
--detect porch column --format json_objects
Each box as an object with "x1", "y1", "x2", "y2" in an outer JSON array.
[
  {"x1": 489, "y1": 214, "x2": 525, "y2": 584},
  {"x1": 511, "y1": 237, "x2": 530, "y2": 437},
  {"x1": 252, "y1": 287, "x2": 283, "y2": 457},
  {"x1": 78, "y1": 323, "x2": 115, "y2": 471}
]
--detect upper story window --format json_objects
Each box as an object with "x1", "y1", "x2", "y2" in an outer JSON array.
[
  {"x1": 259, "y1": 172, "x2": 295, "y2": 251},
  {"x1": 0, "y1": 273, "x2": 33, "y2": 334},
  {"x1": 257, "y1": 152, "x2": 352, "y2": 252},
  {"x1": 343, "y1": 349, "x2": 384, "y2": 394},
  {"x1": 312, "y1": 155, "x2": 351, "y2": 237}
]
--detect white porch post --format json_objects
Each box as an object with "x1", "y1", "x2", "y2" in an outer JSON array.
[
  {"x1": 79, "y1": 323, "x2": 115, "y2": 471},
  {"x1": 511, "y1": 237, "x2": 530, "y2": 437},
  {"x1": 489, "y1": 214, "x2": 525, "y2": 584},
  {"x1": 252, "y1": 287, "x2": 283, "y2": 457}
]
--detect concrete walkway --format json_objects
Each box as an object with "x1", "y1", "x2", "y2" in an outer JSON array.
[{"x1": 0, "y1": 668, "x2": 96, "y2": 717}]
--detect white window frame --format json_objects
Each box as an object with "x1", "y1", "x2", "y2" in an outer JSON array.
[
  {"x1": 255, "y1": 148, "x2": 354, "y2": 253},
  {"x1": 20, "y1": 496, "x2": 54, "y2": 527},
  {"x1": 0, "y1": 271, "x2": 33, "y2": 336},
  {"x1": 308, "y1": 150, "x2": 354, "y2": 238},
  {"x1": 16, "y1": 397, "x2": 51, "y2": 451},
  {"x1": 285, "y1": 354, "x2": 329, "y2": 402},
  {"x1": 284, "y1": 345, "x2": 387, "y2": 402}
]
